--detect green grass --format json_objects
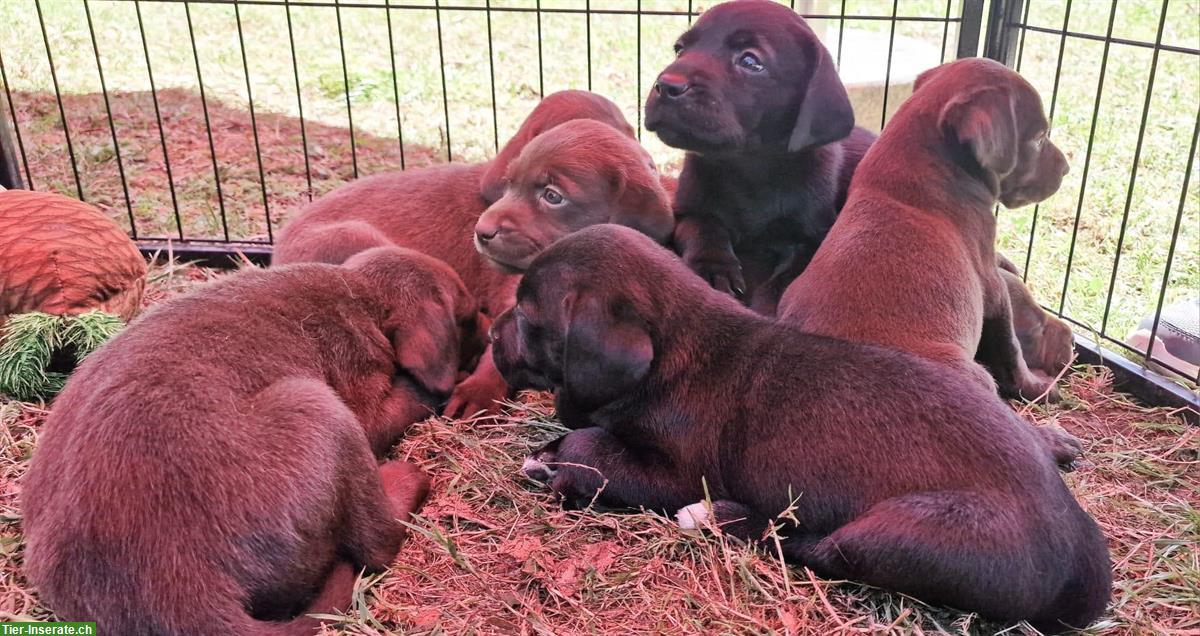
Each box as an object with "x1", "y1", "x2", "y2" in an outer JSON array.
[{"x1": 0, "y1": 0, "x2": 1197, "y2": 363}]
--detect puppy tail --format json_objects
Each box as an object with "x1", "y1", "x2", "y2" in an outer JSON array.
[
  {"x1": 249, "y1": 561, "x2": 358, "y2": 636},
  {"x1": 1030, "y1": 510, "x2": 1112, "y2": 633}
]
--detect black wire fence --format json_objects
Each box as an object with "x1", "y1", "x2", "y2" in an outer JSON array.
[{"x1": 0, "y1": 0, "x2": 1196, "y2": 403}]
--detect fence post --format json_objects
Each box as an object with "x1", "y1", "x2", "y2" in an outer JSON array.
[
  {"x1": 956, "y1": 0, "x2": 985, "y2": 59},
  {"x1": 0, "y1": 105, "x2": 22, "y2": 190},
  {"x1": 983, "y1": 0, "x2": 1025, "y2": 66}
]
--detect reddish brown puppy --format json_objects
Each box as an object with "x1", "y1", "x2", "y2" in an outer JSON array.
[
  {"x1": 779, "y1": 58, "x2": 1070, "y2": 400},
  {"x1": 275, "y1": 92, "x2": 672, "y2": 417},
  {"x1": 492, "y1": 226, "x2": 1110, "y2": 634},
  {"x1": 645, "y1": 0, "x2": 875, "y2": 314},
  {"x1": 22, "y1": 247, "x2": 486, "y2": 635}
]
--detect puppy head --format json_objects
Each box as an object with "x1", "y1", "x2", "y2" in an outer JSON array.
[
  {"x1": 344, "y1": 247, "x2": 487, "y2": 396},
  {"x1": 917, "y1": 58, "x2": 1069, "y2": 208},
  {"x1": 644, "y1": 0, "x2": 854, "y2": 154},
  {"x1": 474, "y1": 119, "x2": 673, "y2": 272},
  {"x1": 480, "y1": 90, "x2": 637, "y2": 203},
  {"x1": 490, "y1": 225, "x2": 695, "y2": 412}
]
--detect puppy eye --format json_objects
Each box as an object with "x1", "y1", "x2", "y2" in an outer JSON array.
[
  {"x1": 735, "y1": 51, "x2": 764, "y2": 73},
  {"x1": 1034, "y1": 133, "x2": 1048, "y2": 150},
  {"x1": 673, "y1": 42, "x2": 683, "y2": 57},
  {"x1": 542, "y1": 186, "x2": 566, "y2": 206}
]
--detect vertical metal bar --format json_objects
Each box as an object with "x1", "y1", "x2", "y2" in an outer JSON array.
[
  {"x1": 879, "y1": 0, "x2": 898, "y2": 129},
  {"x1": 1022, "y1": 0, "x2": 1073, "y2": 279},
  {"x1": 0, "y1": 83, "x2": 24, "y2": 189},
  {"x1": 334, "y1": 1, "x2": 359, "y2": 178},
  {"x1": 385, "y1": 2, "x2": 406, "y2": 169},
  {"x1": 135, "y1": 0, "x2": 183, "y2": 239},
  {"x1": 956, "y1": 0, "x2": 984, "y2": 59},
  {"x1": 586, "y1": 0, "x2": 592, "y2": 91},
  {"x1": 939, "y1": 0, "x2": 952, "y2": 64},
  {"x1": 84, "y1": 0, "x2": 135, "y2": 237},
  {"x1": 1145, "y1": 108, "x2": 1199, "y2": 368},
  {"x1": 434, "y1": 0, "x2": 452, "y2": 161},
  {"x1": 0, "y1": 47, "x2": 32, "y2": 190},
  {"x1": 485, "y1": 0, "x2": 499, "y2": 153},
  {"x1": 1057, "y1": 0, "x2": 1119, "y2": 316},
  {"x1": 184, "y1": 2, "x2": 229, "y2": 241},
  {"x1": 35, "y1": 0, "x2": 84, "y2": 200},
  {"x1": 535, "y1": 0, "x2": 544, "y2": 98},
  {"x1": 1013, "y1": 0, "x2": 1031, "y2": 71},
  {"x1": 235, "y1": 2, "x2": 273, "y2": 242},
  {"x1": 688, "y1": 0, "x2": 694, "y2": 25},
  {"x1": 636, "y1": 0, "x2": 642, "y2": 139},
  {"x1": 1100, "y1": 0, "x2": 1170, "y2": 335},
  {"x1": 284, "y1": 0, "x2": 314, "y2": 201},
  {"x1": 983, "y1": 0, "x2": 1026, "y2": 65},
  {"x1": 835, "y1": 0, "x2": 847, "y2": 69}
]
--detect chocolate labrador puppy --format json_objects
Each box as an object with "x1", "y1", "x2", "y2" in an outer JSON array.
[
  {"x1": 779, "y1": 58, "x2": 1070, "y2": 400},
  {"x1": 492, "y1": 225, "x2": 1109, "y2": 633},
  {"x1": 644, "y1": 0, "x2": 875, "y2": 314},
  {"x1": 22, "y1": 247, "x2": 486, "y2": 635},
  {"x1": 275, "y1": 91, "x2": 669, "y2": 418},
  {"x1": 474, "y1": 119, "x2": 672, "y2": 272}
]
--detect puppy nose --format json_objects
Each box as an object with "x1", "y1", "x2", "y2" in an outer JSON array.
[
  {"x1": 655, "y1": 73, "x2": 691, "y2": 99},
  {"x1": 475, "y1": 226, "x2": 499, "y2": 245}
]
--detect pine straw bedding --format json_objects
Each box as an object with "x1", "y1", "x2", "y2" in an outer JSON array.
[{"x1": 0, "y1": 263, "x2": 1195, "y2": 635}]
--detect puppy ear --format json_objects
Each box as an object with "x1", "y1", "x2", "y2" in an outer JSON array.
[
  {"x1": 562, "y1": 290, "x2": 653, "y2": 411},
  {"x1": 939, "y1": 85, "x2": 1019, "y2": 178},
  {"x1": 481, "y1": 127, "x2": 535, "y2": 204},
  {"x1": 609, "y1": 149, "x2": 675, "y2": 244},
  {"x1": 788, "y1": 34, "x2": 855, "y2": 151},
  {"x1": 391, "y1": 295, "x2": 460, "y2": 396}
]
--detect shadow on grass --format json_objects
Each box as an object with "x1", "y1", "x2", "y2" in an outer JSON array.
[{"x1": 6, "y1": 89, "x2": 441, "y2": 243}]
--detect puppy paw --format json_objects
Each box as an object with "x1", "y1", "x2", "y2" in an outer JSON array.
[
  {"x1": 1037, "y1": 424, "x2": 1084, "y2": 471},
  {"x1": 685, "y1": 252, "x2": 746, "y2": 298},
  {"x1": 521, "y1": 456, "x2": 557, "y2": 483},
  {"x1": 1015, "y1": 370, "x2": 1061, "y2": 403},
  {"x1": 443, "y1": 375, "x2": 506, "y2": 419},
  {"x1": 676, "y1": 501, "x2": 713, "y2": 533}
]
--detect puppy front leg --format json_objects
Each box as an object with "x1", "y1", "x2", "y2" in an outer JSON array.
[
  {"x1": 673, "y1": 215, "x2": 745, "y2": 298},
  {"x1": 977, "y1": 283, "x2": 1060, "y2": 402},
  {"x1": 443, "y1": 345, "x2": 511, "y2": 418},
  {"x1": 523, "y1": 428, "x2": 702, "y2": 514}
]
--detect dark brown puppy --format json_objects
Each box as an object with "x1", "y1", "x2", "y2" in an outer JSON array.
[
  {"x1": 644, "y1": 0, "x2": 875, "y2": 314},
  {"x1": 22, "y1": 247, "x2": 486, "y2": 635},
  {"x1": 275, "y1": 91, "x2": 670, "y2": 417},
  {"x1": 779, "y1": 58, "x2": 1070, "y2": 400},
  {"x1": 492, "y1": 225, "x2": 1110, "y2": 633}
]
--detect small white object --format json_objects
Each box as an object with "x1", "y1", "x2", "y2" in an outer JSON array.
[
  {"x1": 675, "y1": 501, "x2": 712, "y2": 532},
  {"x1": 521, "y1": 456, "x2": 556, "y2": 481}
]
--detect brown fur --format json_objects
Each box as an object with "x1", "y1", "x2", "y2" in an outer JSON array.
[
  {"x1": 492, "y1": 225, "x2": 1110, "y2": 633},
  {"x1": 778, "y1": 58, "x2": 1071, "y2": 401},
  {"x1": 998, "y1": 255, "x2": 1076, "y2": 378},
  {"x1": 21, "y1": 247, "x2": 485, "y2": 635},
  {"x1": 275, "y1": 91, "x2": 672, "y2": 417}
]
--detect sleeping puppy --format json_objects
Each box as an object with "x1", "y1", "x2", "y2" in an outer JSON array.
[
  {"x1": 492, "y1": 226, "x2": 1110, "y2": 633},
  {"x1": 22, "y1": 247, "x2": 486, "y2": 635},
  {"x1": 275, "y1": 90, "x2": 670, "y2": 418},
  {"x1": 644, "y1": 0, "x2": 875, "y2": 314},
  {"x1": 778, "y1": 58, "x2": 1070, "y2": 401}
]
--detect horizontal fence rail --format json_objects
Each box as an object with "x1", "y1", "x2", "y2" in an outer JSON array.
[{"x1": 0, "y1": 0, "x2": 1196, "y2": 407}]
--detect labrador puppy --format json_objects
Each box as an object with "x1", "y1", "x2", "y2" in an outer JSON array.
[
  {"x1": 779, "y1": 58, "x2": 1070, "y2": 401},
  {"x1": 492, "y1": 225, "x2": 1109, "y2": 633},
  {"x1": 644, "y1": 0, "x2": 875, "y2": 314},
  {"x1": 275, "y1": 92, "x2": 671, "y2": 417},
  {"x1": 22, "y1": 247, "x2": 487, "y2": 635}
]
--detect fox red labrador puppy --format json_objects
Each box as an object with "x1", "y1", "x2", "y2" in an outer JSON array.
[
  {"x1": 645, "y1": 0, "x2": 875, "y2": 314},
  {"x1": 493, "y1": 226, "x2": 1109, "y2": 633},
  {"x1": 779, "y1": 58, "x2": 1070, "y2": 400},
  {"x1": 22, "y1": 247, "x2": 486, "y2": 635},
  {"x1": 275, "y1": 92, "x2": 671, "y2": 417}
]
